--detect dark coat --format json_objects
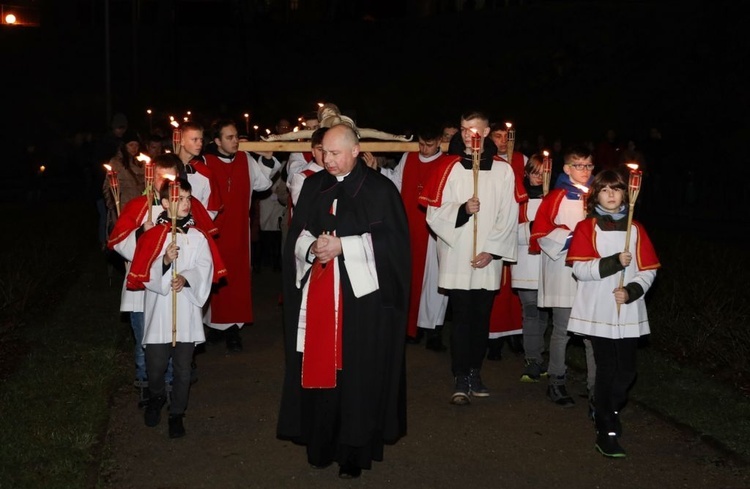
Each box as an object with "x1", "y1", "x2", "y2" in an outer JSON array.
[{"x1": 277, "y1": 159, "x2": 410, "y2": 450}]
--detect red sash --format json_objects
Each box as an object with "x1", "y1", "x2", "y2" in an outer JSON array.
[{"x1": 301, "y1": 260, "x2": 343, "y2": 388}]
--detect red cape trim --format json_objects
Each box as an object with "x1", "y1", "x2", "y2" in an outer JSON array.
[{"x1": 417, "y1": 155, "x2": 462, "y2": 208}]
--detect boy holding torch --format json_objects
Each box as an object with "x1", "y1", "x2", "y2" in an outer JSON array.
[
  {"x1": 128, "y1": 178, "x2": 223, "y2": 438},
  {"x1": 566, "y1": 169, "x2": 660, "y2": 457}
]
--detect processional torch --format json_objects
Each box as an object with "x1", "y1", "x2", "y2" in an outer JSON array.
[
  {"x1": 168, "y1": 177, "x2": 180, "y2": 346},
  {"x1": 103, "y1": 164, "x2": 121, "y2": 217},
  {"x1": 171, "y1": 120, "x2": 181, "y2": 154},
  {"x1": 542, "y1": 150, "x2": 552, "y2": 196},
  {"x1": 505, "y1": 122, "x2": 515, "y2": 162},
  {"x1": 470, "y1": 129, "x2": 482, "y2": 260},
  {"x1": 617, "y1": 163, "x2": 643, "y2": 314},
  {"x1": 137, "y1": 154, "x2": 154, "y2": 221}
]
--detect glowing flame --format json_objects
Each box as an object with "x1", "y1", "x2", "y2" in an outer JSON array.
[
  {"x1": 543, "y1": 150, "x2": 549, "y2": 157},
  {"x1": 170, "y1": 121, "x2": 180, "y2": 128},
  {"x1": 169, "y1": 115, "x2": 175, "y2": 122},
  {"x1": 103, "y1": 164, "x2": 113, "y2": 172},
  {"x1": 266, "y1": 129, "x2": 271, "y2": 135},
  {"x1": 574, "y1": 184, "x2": 589, "y2": 194},
  {"x1": 183, "y1": 117, "x2": 188, "y2": 122},
  {"x1": 293, "y1": 126, "x2": 299, "y2": 133},
  {"x1": 244, "y1": 113, "x2": 249, "y2": 119},
  {"x1": 163, "y1": 174, "x2": 176, "y2": 182},
  {"x1": 136, "y1": 153, "x2": 151, "y2": 164},
  {"x1": 626, "y1": 163, "x2": 639, "y2": 171},
  {"x1": 146, "y1": 109, "x2": 152, "y2": 115},
  {"x1": 253, "y1": 125, "x2": 258, "y2": 130},
  {"x1": 317, "y1": 102, "x2": 324, "y2": 108},
  {"x1": 186, "y1": 111, "x2": 191, "y2": 116},
  {"x1": 505, "y1": 122, "x2": 513, "y2": 130},
  {"x1": 39, "y1": 165, "x2": 46, "y2": 173}
]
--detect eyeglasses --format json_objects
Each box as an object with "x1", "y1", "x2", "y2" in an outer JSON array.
[{"x1": 568, "y1": 164, "x2": 595, "y2": 171}]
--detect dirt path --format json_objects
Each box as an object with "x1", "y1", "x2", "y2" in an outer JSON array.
[{"x1": 100, "y1": 269, "x2": 748, "y2": 489}]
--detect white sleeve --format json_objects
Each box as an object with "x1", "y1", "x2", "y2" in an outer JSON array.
[
  {"x1": 288, "y1": 172, "x2": 305, "y2": 207},
  {"x1": 178, "y1": 238, "x2": 214, "y2": 307},
  {"x1": 379, "y1": 152, "x2": 406, "y2": 192},
  {"x1": 294, "y1": 230, "x2": 317, "y2": 288},
  {"x1": 538, "y1": 228, "x2": 572, "y2": 260},
  {"x1": 572, "y1": 259, "x2": 603, "y2": 282},
  {"x1": 340, "y1": 233, "x2": 379, "y2": 298},
  {"x1": 286, "y1": 153, "x2": 308, "y2": 183}
]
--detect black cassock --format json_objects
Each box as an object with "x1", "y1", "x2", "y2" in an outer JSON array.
[{"x1": 277, "y1": 159, "x2": 410, "y2": 470}]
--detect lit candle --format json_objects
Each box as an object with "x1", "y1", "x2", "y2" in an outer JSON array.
[
  {"x1": 103, "y1": 163, "x2": 121, "y2": 216},
  {"x1": 574, "y1": 184, "x2": 590, "y2": 214},
  {"x1": 244, "y1": 113, "x2": 250, "y2": 136},
  {"x1": 146, "y1": 109, "x2": 153, "y2": 133},
  {"x1": 505, "y1": 122, "x2": 515, "y2": 159},
  {"x1": 542, "y1": 150, "x2": 552, "y2": 196},
  {"x1": 470, "y1": 129, "x2": 482, "y2": 152}
]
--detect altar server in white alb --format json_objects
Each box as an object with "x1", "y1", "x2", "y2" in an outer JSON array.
[
  {"x1": 127, "y1": 179, "x2": 225, "y2": 439},
  {"x1": 419, "y1": 110, "x2": 518, "y2": 405},
  {"x1": 566, "y1": 169, "x2": 660, "y2": 458}
]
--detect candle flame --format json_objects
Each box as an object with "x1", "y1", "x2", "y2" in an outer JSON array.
[
  {"x1": 169, "y1": 115, "x2": 174, "y2": 122},
  {"x1": 146, "y1": 109, "x2": 152, "y2": 115},
  {"x1": 543, "y1": 150, "x2": 550, "y2": 157},
  {"x1": 317, "y1": 102, "x2": 324, "y2": 108},
  {"x1": 505, "y1": 122, "x2": 513, "y2": 130},
  {"x1": 103, "y1": 164, "x2": 113, "y2": 172},
  {"x1": 244, "y1": 113, "x2": 249, "y2": 118},
  {"x1": 183, "y1": 117, "x2": 189, "y2": 122},
  {"x1": 136, "y1": 153, "x2": 151, "y2": 164},
  {"x1": 574, "y1": 184, "x2": 589, "y2": 193},
  {"x1": 293, "y1": 126, "x2": 299, "y2": 132},
  {"x1": 39, "y1": 165, "x2": 45, "y2": 172},
  {"x1": 163, "y1": 174, "x2": 176, "y2": 182},
  {"x1": 170, "y1": 121, "x2": 180, "y2": 128},
  {"x1": 266, "y1": 129, "x2": 271, "y2": 135},
  {"x1": 253, "y1": 125, "x2": 258, "y2": 130},
  {"x1": 164, "y1": 149, "x2": 172, "y2": 154},
  {"x1": 186, "y1": 111, "x2": 191, "y2": 116},
  {"x1": 626, "y1": 163, "x2": 639, "y2": 171}
]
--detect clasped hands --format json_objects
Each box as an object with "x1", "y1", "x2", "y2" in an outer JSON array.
[
  {"x1": 311, "y1": 233, "x2": 342, "y2": 264},
  {"x1": 612, "y1": 251, "x2": 633, "y2": 304}
]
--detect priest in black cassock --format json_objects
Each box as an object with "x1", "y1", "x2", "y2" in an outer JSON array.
[{"x1": 277, "y1": 124, "x2": 410, "y2": 479}]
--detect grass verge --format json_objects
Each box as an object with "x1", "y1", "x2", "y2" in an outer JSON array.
[{"x1": 0, "y1": 202, "x2": 128, "y2": 489}]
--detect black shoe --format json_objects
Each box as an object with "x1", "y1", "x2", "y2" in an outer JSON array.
[
  {"x1": 547, "y1": 383, "x2": 575, "y2": 408},
  {"x1": 338, "y1": 463, "x2": 362, "y2": 479},
  {"x1": 595, "y1": 431, "x2": 626, "y2": 458},
  {"x1": 225, "y1": 325, "x2": 243, "y2": 352},
  {"x1": 507, "y1": 334, "x2": 524, "y2": 354},
  {"x1": 144, "y1": 396, "x2": 166, "y2": 427},
  {"x1": 168, "y1": 414, "x2": 186, "y2": 438}
]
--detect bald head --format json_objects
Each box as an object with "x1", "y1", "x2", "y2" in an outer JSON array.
[{"x1": 322, "y1": 124, "x2": 361, "y2": 177}]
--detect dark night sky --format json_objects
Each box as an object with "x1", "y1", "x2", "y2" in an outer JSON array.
[{"x1": 1, "y1": 0, "x2": 747, "y2": 174}]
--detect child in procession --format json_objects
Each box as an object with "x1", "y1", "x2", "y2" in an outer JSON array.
[{"x1": 566, "y1": 169, "x2": 660, "y2": 458}]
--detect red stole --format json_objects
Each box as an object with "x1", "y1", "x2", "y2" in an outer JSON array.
[
  {"x1": 401, "y1": 152, "x2": 448, "y2": 336},
  {"x1": 204, "y1": 151, "x2": 254, "y2": 323},
  {"x1": 126, "y1": 224, "x2": 228, "y2": 290},
  {"x1": 302, "y1": 260, "x2": 343, "y2": 388}
]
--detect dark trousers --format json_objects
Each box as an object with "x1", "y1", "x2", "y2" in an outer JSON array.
[
  {"x1": 145, "y1": 342, "x2": 194, "y2": 415},
  {"x1": 448, "y1": 289, "x2": 496, "y2": 376},
  {"x1": 590, "y1": 336, "x2": 638, "y2": 430}
]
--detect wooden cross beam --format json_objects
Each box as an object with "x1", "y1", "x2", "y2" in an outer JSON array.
[{"x1": 238, "y1": 141, "x2": 450, "y2": 153}]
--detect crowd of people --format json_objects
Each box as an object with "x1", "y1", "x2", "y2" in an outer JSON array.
[{"x1": 96, "y1": 104, "x2": 660, "y2": 477}]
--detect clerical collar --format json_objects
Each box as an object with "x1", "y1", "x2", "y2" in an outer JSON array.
[
  {"x1": 336, "y1": 172, "x2": 351, "y2": 182},
  {"x1": 419, "y1": 151, "x2": 443, "y2": 163}
]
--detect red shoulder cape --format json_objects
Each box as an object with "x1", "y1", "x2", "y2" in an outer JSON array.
[
  {"x1": 528, "y1": 189, "x2": 567, "y2": 254},
  {"x1": 566, "y1": 218, "x2": 661, "y2": 270},
  {"x1": 126, "y1": 224, "x2": 228, "y2": 290},
  {"x1": 417, "y1": 155, "x2": 462, "y2": 208}
]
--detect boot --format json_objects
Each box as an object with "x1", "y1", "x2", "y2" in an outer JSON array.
[
  {"x1": 425, "y1": 326, "x2": 446, "y2": 352},
  {"x1": 225, "y1": 324, "x2": 243, "y2": 352},
  {"x1": 168, "y1": 414, "x2": 186, "y2": 438},
  {"x1": 547, "y1": 376, "x2": 575, "y2": 407},
  {"x1": 144, "y1": 395, "x2": 166, "y2": 427},
  {"x1": 468, "y1": 368, "x2": 490, "y2": 397}
]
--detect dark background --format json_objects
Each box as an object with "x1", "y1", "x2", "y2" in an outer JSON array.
[{"x1": 1, "y1": 0, "x2": 748, "y2": 181}]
